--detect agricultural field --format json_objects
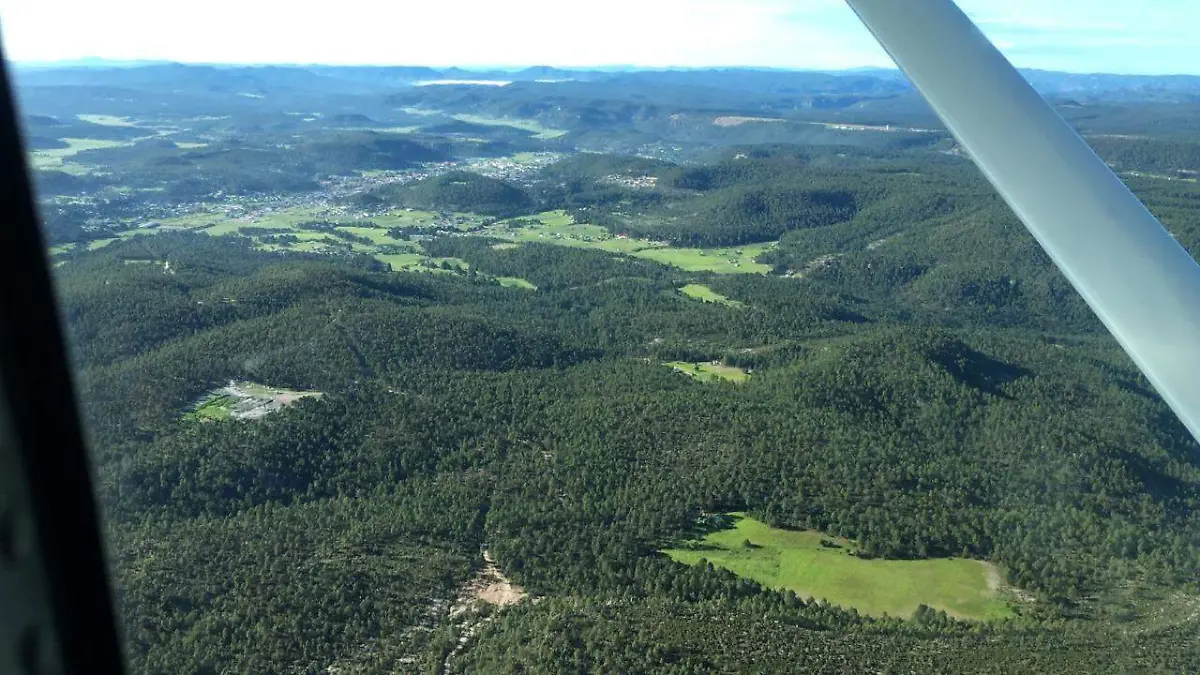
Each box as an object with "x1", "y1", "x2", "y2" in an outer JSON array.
[
  {"x1": 679, "y1": 283, "x2": 743, "y2": 307},
  {"x1": 665, "y1": 361, "x2": 749, "y2": 382},
  {"x1": 664, "y1": 514, "x2": 1015, "y2": 621}
]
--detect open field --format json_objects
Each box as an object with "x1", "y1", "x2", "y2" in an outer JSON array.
[
  {"x1": 665, "y1": 361, "x2": 749, "y2": 383},
  {"x1": 680, "y1": 283, "x2": 743, "y2": 307},
  {"x1": 61, "y1": 198, "x2": 773, "y2": 281},
  {"x1": 374, "y1": 252, "x2": 427, "y2": 270},
  {"x1": 633, "y1": 243, "x2": 774, "y2": 274},
  {"x1": 30, "y1": 137, "x2": 130, "y2": 170},
  {"x1": 497, "y1": 276, "x2": 537, "y2": 290},
  {"x1": 452, "y1": 114, "x2": 569, "y2": 139},
  {"x1": 78, "y1": 114, "x2": 138, "y2": 127},
  {"x1": 485, "y1": 211, "x2": 774, "y2": 273},
  {"x1": 664, "y1": 513, "x2": 1014, "y2": 621}
]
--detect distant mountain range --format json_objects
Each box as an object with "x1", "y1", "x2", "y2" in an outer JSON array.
[{"x1": 13, "y1": 62, "x2": 1200, "y2": 105}]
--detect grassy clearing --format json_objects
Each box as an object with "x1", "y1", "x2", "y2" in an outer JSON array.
[
  {"x1": 665, "y1": 361, "x2": 749, "y2": 383},
  {"x1": 186, "y1": 394, "x2": 234, "y2": 421},
  {"x1": 335, "y1": 226, "x2": 408, "y2": 246},
  {"x1": 680, "y1": 283, "x2": 743, "y2": 307},
  {"x1": 634, "y1": 243, "x2": 774, "y2": 274},
  {"x1": 452, "y1": 113, "x2": 569, "y2": 139},
  {"x1": 77, "y1": 114, "x2": 138, "y2": 127},
  {"x1": 87, "y1": 238, "x2": 119, "y2": 250},
  {"x1": 482, "y1": 212, "x2": 773, "y2": 274},
  {"x1": 498, "y1": 276, "x2": 537, "y2": 290},
  {"x1": 30, "y1": 137, "x2": 129, "y2": 169},
  {"x1": 664, "y1": 513, "x2": 1014, "y2": 621},
  {"x1": 374, "y1": 253, "x2": 428, "y2": 271}
]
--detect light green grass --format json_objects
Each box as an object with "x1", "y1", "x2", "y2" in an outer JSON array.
[
  {"x1": 164, "y1": 205, "x2": 346, "y2": 233},
  {"x1": 498, "y1": 276, "x2": 537, "y2": 290},
  {"x1": 201, "y1": 220, "x2": 251, "y2": 236},
  {"x1": 634, "y1": 243, "x2": 774, "y2": 274},
  {"x1": 664, "y1": 513, "x2": 1013, "y2": 621},
  {"x1": 186, "y1": 394, "x2": 234, "y2": 421},
  {"x1": 374, "y1": 253, "x2": 427, "y2": 271},
  {"x1": 48, "y1": 243, "x2": 76, "y2": 256},
  {"x1": 665, "y1": 361, "x2": 750, "y2": 383},
  {"x1": 30, "y1": 137, "x2": 129, "y2": 169},
  {"x1": 452, "y1": 113, "x2": 569, "y2": 139},
  {"x1": 680, "y1": 283, "x2": 743, "y2": 307},
  {"x1": 481, "y1": 212, "x2": 773, "y2": 274},
  {"x1": 86, "y1": 238, "x2": 118, "y2": 250},
  {"x1": 335, "y1": 226, "x2": 407, "y2": 246},
  {"x1": 485, "y1": 211, "x2": 661, "y2": 254},
  {"x1": 77, "y1": 114, "x2": 138, "y2": 127},
  {"x1": 156, "y1": 208, "x2": 228, "y2": 229}
]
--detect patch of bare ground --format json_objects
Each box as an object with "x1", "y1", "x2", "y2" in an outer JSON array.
[
  {"x1": 442, "y1": 551, "x2": 528, "y2": 671},
  {"x1": 980, "y1": 560, "x2": 1036, "y2": 604},
  {"x1": 713, "y1": 115, "x2": 785, "y2": 126}
]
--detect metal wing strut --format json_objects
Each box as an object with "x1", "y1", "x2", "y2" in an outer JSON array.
[{"x1": 845, "y1": 0, "x2": 1200, "y2": 443}]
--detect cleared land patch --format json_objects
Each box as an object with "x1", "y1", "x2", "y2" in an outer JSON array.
[
  {"x1": 186, "y1": 380, "x2": 323, "y2": 421},
  {"x1": 485, "y1": 211, "x2": 774, "y2": 274},
  {"x1": 634, "y1": 243, "x2": 774, "y2": 274},
  {"x1": 451, "y1": 114, "x2": 568, "y2": 139},
  {"x1": 77, "y1": 114, "x2": 138, "y2": 127},
  {"x1": 497, "y1": 276, "x2": 536, "y2": 290},
  {"x1": 664, "y1": 513, "x2": 1014, "y2": 621},
  {"x1": 680, "y1": 283, "x2": 742, "y2": 307},
  {"x1": 665, "y1": 361, "x2": 749, "y2": 383},
  {"x1": 30, "y1": 137, "x2": 129, "y2": 170},
  {"x1": 713, "y1": 116, "x2": 785, "y2": 126}
]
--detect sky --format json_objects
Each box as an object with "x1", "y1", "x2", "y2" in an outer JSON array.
[{"x1": 0, "y1": 0, "x2": 1197, "y2": 75}]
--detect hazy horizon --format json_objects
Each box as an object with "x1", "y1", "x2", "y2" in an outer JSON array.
[
  {"x1": 2, "y1": 0, "x2": 1198, "y2": 76},
  {"x1": 15, "y1": 59, "x2": 1200, "y2": 79}
]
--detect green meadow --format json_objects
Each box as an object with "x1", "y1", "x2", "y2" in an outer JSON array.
[
  {"x1": 664, "y1": 513, "x2": 1014, "y2": 621},
  {"x1": 487, "y1": 211, "x2": 775, "y2": 274},
  {"x1": 680, "y1": 283, "x2": 743, "y2": 307}
]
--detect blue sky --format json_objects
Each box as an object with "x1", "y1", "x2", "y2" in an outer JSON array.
[{"x1": 0, "y1": 0, "x2": 1196, "y2": 74}]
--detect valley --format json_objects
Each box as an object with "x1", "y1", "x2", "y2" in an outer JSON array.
[{"x1": 21, "y1": 62, "x2": 1200, "y2": 673}]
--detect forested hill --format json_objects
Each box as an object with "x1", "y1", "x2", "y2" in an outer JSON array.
[
  {"x1": 26, "y1": 58, "x2": 1200, "y2": 674},
  {"x1": 65, "y1": 225, "x2": 1200, "y2": 673},
  {"x1": 361, "y1": 171, "x2": 535, "y2": 216}
]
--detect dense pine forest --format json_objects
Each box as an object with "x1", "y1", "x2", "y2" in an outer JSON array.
[{"x1": 20, "y1": 62, "x2": 1200, "y2": 673}]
